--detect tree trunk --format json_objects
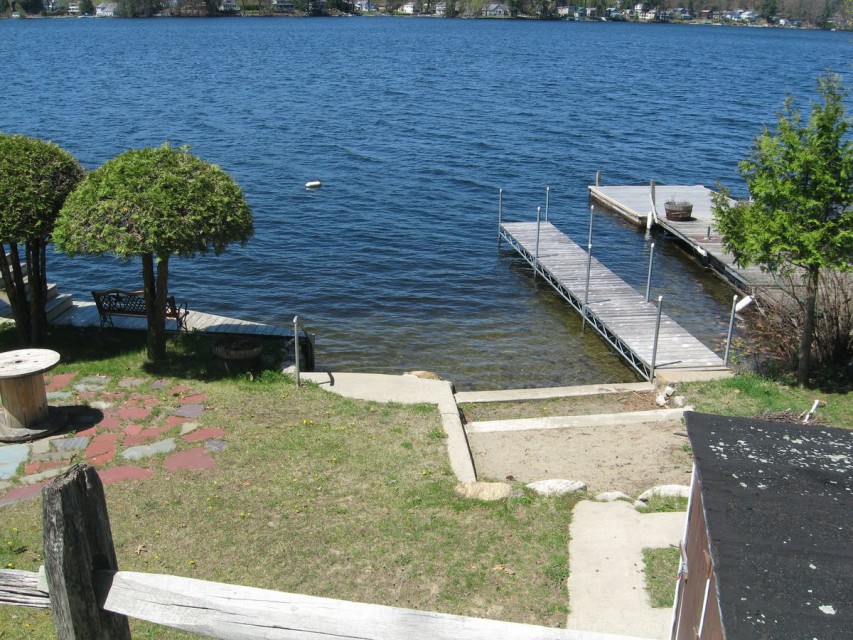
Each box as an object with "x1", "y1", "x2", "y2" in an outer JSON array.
[
  {"x1": 26, "y1": 237, "x2": 48, "y2": 344},
  {"x1": 141, "y1": 252, "x2": 159, "y2": 362},
  {"x1": 0, "y1": 243, "x2": 30, "y2": 343},
  {"x1": 797, "y1": 267, "x2": 820, "y2": 387},
  {"x1": 153, "y1": 254, "x2": 169, "y2": 361}
]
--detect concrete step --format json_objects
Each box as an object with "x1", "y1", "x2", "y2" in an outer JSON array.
[
  {"x1": 0, "y1": 282, "x2": 60, "y2": 304},
  {"x1": 455, "y1": 381, "x2": 655, "y2": 404},
  {"x1": 0, "y1": 292, "x2": 73, "y2": 322}
]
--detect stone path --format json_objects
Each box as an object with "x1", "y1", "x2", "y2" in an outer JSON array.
[{"x1": 0, "y1": 372, "x2": 228, "y2": 508}]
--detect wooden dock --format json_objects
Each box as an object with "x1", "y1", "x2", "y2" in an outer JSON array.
[
  {"x1": 500, "y1": 221, "x2": 728, "y2": 381},
  {"x1": 588, "y1": 183, "x2": 777, "y2": 291},
  {"x1": 50, "y1": 301, "x2": 292, "y2": 338}
]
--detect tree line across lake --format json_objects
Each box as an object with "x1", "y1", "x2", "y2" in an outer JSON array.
[{"x1": 4, "y1": 0, "x2": 852, "y2": 29}]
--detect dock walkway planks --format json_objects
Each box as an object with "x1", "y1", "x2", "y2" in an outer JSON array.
[
  {"x1": 588, "y1": 184, "x2": 777, "y2": 291},
  {"x1": 51, "y1": 301, "x2": 290, "y2": 338},
  {"x1": 500, "y1": 221, "x2": 727, "y2": 381}
]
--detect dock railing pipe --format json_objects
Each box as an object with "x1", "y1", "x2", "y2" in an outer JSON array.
[
  {"x1": 582, "y1": 206, "x2": 594, "y2": 333},
  {"x1": 545, "y1": 187, "x2": 550, "y2": 222},
  {"x1": 497, "y1": 188, "x2": 503, "y2": 247},
  {"x1": 534, "y1": 206, "x2": 541, "y2": 279},
  {"x1": 724, "y1": 295, "x2": 738, "y2": 367},
  {"x1": 645, "y1": 242, "x2": 656, "y2": 302},
  {"x1": 293, "y1": 316, "x2": 307, "y2": 387},
  {"x1": 650, "y1": 296, "x2": 663, "y2": 381},
  {"x1": 647, "y1": 179, "x2": 656, "y2": 231}
]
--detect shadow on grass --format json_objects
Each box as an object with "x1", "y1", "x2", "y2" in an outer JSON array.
[{"x1": 0, "y1": 325, "x2": 287, "y2": 384}]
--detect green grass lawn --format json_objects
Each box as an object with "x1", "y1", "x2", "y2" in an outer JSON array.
[{"x1": 0, "y1": 326, "x2": 577, "y2": 639}]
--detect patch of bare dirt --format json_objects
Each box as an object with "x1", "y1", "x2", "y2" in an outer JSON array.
[{"x1": 467, "y1": 417, "x2": 692, "y2": 497}]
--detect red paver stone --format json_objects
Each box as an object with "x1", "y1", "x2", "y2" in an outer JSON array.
[
  {"x1": 88, "y1": 450, "x2": 116, "y2": 466},
  {"x1": 164, "y1": 447, "x2": 216, "y2": 472},
  {"x1": 46, "y1": 373, "x2": 77, "y2": 392},
  {"x1": 165, "y1": 415, "x2": 188, "y2": 427},
  {"x1": 100, "y1": 392, "x2": 125, "y2": 401},
  {"x1": 98, "y1": 466, "x2": 155, "y2": 485},
  {"x1": 124, "y1": 424, "x2": 143, "y2": 437},
  {"x1": 179, "y1": 393, "x2": 208, "y2": 405},
  {"x1": 170, "y1": 385, "x2": 192, "y2": 395},
  {"x1": 117, "y1": 407, "x2": 152, "y2": 422},
  {"x1": 123, "y1": 426, "x2": 172, "y2": 448},
  {"x1": 98, "y1": 416, "x2": 122, "y2": 431},
  {"x1": 77, "y1": 392, "x2": 94, "y2": 400},
  {"x1": 183, "y1": 428, "x2": 228, "y2": 443},
  {"x1": 85, "y1": 433, "x2": 121, "y2": 460},
  {"x1": 77, "y1": 426, "x2": 99, "y2": 437},
  {"x1": 0, "y1": 482, "x2": 47, "y2": 507},
  {"x1": 24, "y1": 460, "x2": 66, "y2": 475}
]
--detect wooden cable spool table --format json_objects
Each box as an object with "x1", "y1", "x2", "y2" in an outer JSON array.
[{"x1": 0, "y1": 348, "x2": 67, "y2": 442}]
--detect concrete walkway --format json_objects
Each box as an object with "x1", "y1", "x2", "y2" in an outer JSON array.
[{"x1": 567, "y1": 500, "x2": 684, "y2": 640}]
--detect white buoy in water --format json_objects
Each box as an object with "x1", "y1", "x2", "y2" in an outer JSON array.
[{"x1": 305, "y1": 180, "x2": 322, "y2": 189}]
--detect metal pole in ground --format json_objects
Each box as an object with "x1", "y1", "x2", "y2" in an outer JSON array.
[
  {"x1": 497, "y1": 188, "x2": 503, "y2": 248},
  {"x1": 724, "y1": 294, "x2": 739, "y2": 367},
  {"x1": 545, "y1": 186, "x2": 550, "y2": 222},
  {"x1": 650, "y1": 296, "x2": 663, "y2": 382},
  {"x1": 645, "y1": 242, "x2": 656, "y2": 302},
  {"x1": 582, "y1": 206, "x2": 594, "y2": 333},
  {"x1": 293, "y1": 316, "x2": 301, "y2": 387},
  {"x1": 534, "y1": 205, "x2": 541, "y2": 280}
]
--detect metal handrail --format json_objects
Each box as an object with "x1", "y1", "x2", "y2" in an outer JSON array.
[{"x1": 292, "y1": 315, "x2": 309, "y2": 387}]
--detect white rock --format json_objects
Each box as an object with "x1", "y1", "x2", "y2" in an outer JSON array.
[
  {"x1": 664, "y1": 385, "x2": 676, "y2": 397},
  {"x1": 637, "y1": 484, "x2": 691, "y2": 502},
  {"x1": 672, "y1": 395, "x2": 686, "y2": 408},
  {"x1": 596, "y1": 491, "x2": 631, "y2": 502},
  {"x1": 655, "y1": 393, "x2": 668, "y2": 407},
  {"x1": 455, "y1": 482, "x2": 513, "y2": 501},
  {"x1": 404, "y1": 370, "x2": 443, "y2": 380},
  {"x1": 526, "y1": 479, "x2": 587, "y2": 497}
]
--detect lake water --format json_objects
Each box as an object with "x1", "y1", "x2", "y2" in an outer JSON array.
[{"x1": 1, "y1": 18, "x2": 850, "y2": 389}]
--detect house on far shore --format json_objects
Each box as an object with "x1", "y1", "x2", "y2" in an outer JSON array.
[
  {"x1": 218, "y1": 0, "x2": 239, "y2": 11},
  {"x1": 95, "y1": 2, "x2": 117, "y2": 16},
  {"x1": 399, "y1": 1, "x2": 418, "y2": 14},
  {"x1": 675, "y1": 413, "x2": 852, "y2": 639},
  {"x1": 271, "y1": 0, "x2": 294, "y2": 12},
  {"x1": 354, "y1": 0, "x2": 377, "y2": 10},
  {"x1": 67, "y1": 1, "x2": 80, "y2": 13},
  {"x1": 482, "y1": 2, "x2": 509, "y2": 16}
]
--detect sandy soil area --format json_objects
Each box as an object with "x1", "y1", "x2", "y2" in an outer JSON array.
[{"x1": 466, "y1": 418, "x2": 693, "y2": 497}]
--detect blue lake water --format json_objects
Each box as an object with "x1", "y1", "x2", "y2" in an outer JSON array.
[{"x1": 1, "y1": 18, "x2": 850, "y2": 389}]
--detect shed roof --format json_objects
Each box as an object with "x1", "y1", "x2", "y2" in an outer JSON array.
[{"x1": 685, "y1": 412, "x2": 851, "y2": 639}]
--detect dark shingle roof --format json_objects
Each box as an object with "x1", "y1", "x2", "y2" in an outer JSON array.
[{"x1": 685, "y1": 412, "x2": 852, "y2": 640}]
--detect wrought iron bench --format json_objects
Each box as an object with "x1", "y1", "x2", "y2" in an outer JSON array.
[{"x1": 91, "y1": 289, "x2": 188, "y2": 331}]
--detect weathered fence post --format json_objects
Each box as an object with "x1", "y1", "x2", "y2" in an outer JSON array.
[{"x1": 42, "y1": 464, "x2": 131, "y2": 640}]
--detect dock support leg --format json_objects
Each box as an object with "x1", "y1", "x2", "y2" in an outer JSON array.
[
  {"x1": 534, "y1": 206, "x2": 541, "y2": 280},
  {"x1": 650, "y1": 296, "x2": 663, "y2": 382},
  {"x1": 582, "y1": 206, "x2": 594, "y2": 334},
  {"x1": 724, "y1": 295, "x2": 738, "y2": 367},
  {"x1": 544, "y1": 186, "x2": 550, "y2": 222},
  {"x1": 645, "y1": 242, "x2": 656, "y2": 302}
]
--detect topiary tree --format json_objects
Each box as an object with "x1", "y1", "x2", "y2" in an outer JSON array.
[
  {"x1": 713, "y1": 73, "x2": 853, "y2": 387},
  {"x1": 54, "y1": 144, "x2": 253, "y2": 362},
  {"x1": 0, "y1": 134, "x2": 84, "y2": 344}
]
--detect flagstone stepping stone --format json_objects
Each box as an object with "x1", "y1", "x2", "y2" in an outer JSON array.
[
  {"x1": 0, "y1": 481, "x2": 47, "y2": 507},
  {"x1": 204, "y1": 440, "x2": 227, "y2": 453},
  {"x1": 90, "y1": 401, "x2": 115, "y2": 411},
  {"x1": 119, "y1": 378, "x2": 147, "y2": 389},
  {"x1": 46, "y1": 373, "x2": 77, "y2": 392},
  {"x1": 21, "y1": 466, "x2": 67, "y2": 484},
  {"x1": 85, "y1": 433, "x2": 121, "y2": 460},
  {"x1": 164, "y1": 446, "x2": 215, "y2": 472},
  {"x1": 117, "y1": 407, "x2": 152, "y2": 421},
  {"x1": 165, "y1": 416, "x2": 189, "y2": 427},
  {"x1": 99, "y1": 393, "x2": 125, "y2": 401},
  {"x1": 183, "y1": 428, "x2": 228, "y2": 443},
  {"x1": 75, "y1": 377, "x2": 110, "y2": 393},
  {"x1": 97, "y1": 416, "x2": 122, "y2": 431},
  {"x1": 98, "y1": 466, "x2": 155, "y2": 485},
  {"x1": 151, "y1": 379, "x2": 169, "y2": 390},
  {"x1": 170, "y1": 385, "x2": 192, "y2": 395},
  {"x1": 25, "y1": 459, "x2": 66, "y2": 475},
  {"x1": 122, "y1": 438, "x2": 176, "y2": 461},
  {"x1": 53, "y1": 437, "x2": 89, "y2": 452},
  {"x1": 123, "y1": 426, "x2": 173, "y2": 448},
  {"x1": 179, "y1": 422, "x2": 200, "y2": 435},
  {"x1": 174, "y1": 404, "x2": 205, "y2": 419},
  {"x1": 179, "y1": 393, "x2": 207, "y2": 405},
  {"x1": 47, "y1": 391, "x2": 74, "y2": 401},
  {"x1": 0, "y1": 444, "x2": 30, "y2": 480}
]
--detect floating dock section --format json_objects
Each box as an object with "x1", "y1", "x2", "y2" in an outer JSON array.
[
  {"x1": 588, "y1": 183, "x2": 776, "y2": 291},
  {"x1": 499, "y1": 219, "x2": 727, "y2": 382}
]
